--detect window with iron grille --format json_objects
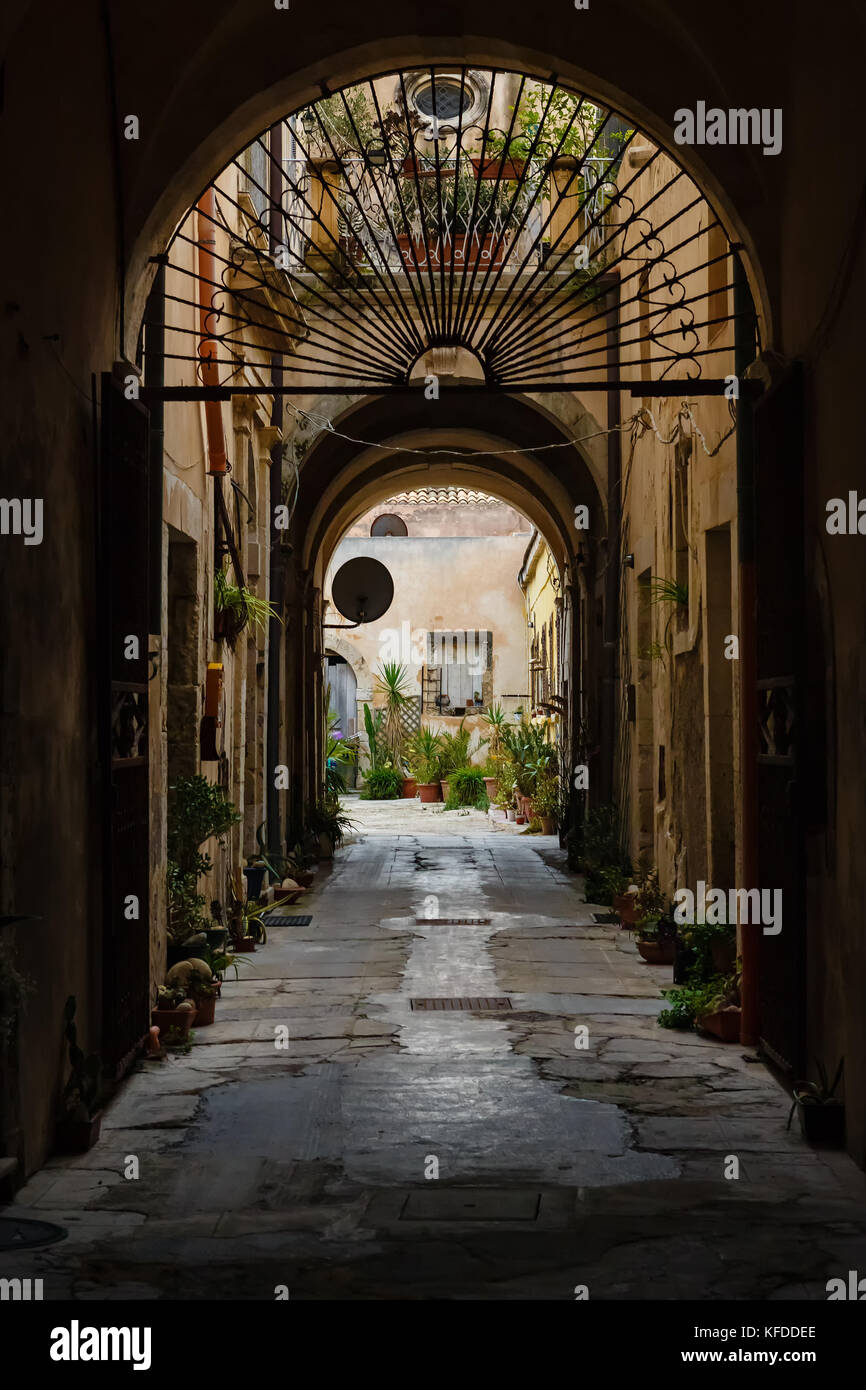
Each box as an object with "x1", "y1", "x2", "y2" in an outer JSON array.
[{"x1": 425, "y1": 630, "x2": 491, "y2": 711}]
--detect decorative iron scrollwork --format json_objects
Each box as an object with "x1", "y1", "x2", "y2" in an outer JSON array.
[
  {"x1": 161, "y1": 67, "x2": 747, "y2": 391},
  {"x1": 111, "y1": 686, "x2": 147, "y2": 764},
  {"x1": 757, "y1": 681, "x2": 795, "y2": 761}
]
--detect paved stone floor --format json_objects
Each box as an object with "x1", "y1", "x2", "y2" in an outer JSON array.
[{"x1": 7, "y1": 796, "x2": 866, "y2": 1300}]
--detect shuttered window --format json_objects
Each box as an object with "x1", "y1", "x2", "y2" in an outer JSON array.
[{"x1": 426, "y1": 630, "x2": 492, "y2": 708}]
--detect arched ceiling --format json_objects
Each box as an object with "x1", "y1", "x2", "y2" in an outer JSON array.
[{"x1": 291, "y1": 390, "x2": 606, "y2": 582}]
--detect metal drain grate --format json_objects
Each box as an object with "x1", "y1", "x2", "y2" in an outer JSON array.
[
  {"x1": 410, "y1": 997, "x2": 512, "y2": 1011},
  {"x1": 261, "y1": 913, "x2": 312, "y2": 927},
  {"x1": 591, "y1": 912, "x2": 620, "y2": 924},
  {"x1": 413, "y1": 917, "x2": 491, "y2": 925}
]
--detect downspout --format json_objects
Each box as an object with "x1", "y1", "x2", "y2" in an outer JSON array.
[{"x1": 734, "y1": 253, "x2": 760, "y2": 1046}]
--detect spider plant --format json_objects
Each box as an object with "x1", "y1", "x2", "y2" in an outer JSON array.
[
  {"x1": 642, "y1": 574, "x2": 688, "y2": 645},
  {"x1": 214, "y1": 566, "x2": 282, "y2": 635}
]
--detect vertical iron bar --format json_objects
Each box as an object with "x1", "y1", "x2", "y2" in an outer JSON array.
[
  {"x1": 144, "y1": 263, "x2": 165, "y2": 634},
  {"x1": 734, "y1": 250, "x2": 759, "y2": 1046}
]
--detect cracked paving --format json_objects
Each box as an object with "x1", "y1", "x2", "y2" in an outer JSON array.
[{"x1": 8, "y1": 799, "x2": 866, "y2": 1300}]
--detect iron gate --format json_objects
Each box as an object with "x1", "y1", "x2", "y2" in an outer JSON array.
[
  {"x1": 754, "y1": 364, "x2": 806, "y2": 1075},
  {"x1": 99, "y1": 374, "x2": 152, "y2": 1076}
]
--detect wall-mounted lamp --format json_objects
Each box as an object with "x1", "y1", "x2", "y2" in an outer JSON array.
[
  {"x1": 300, "y1": 108, "x2": 316, "y2": 136},
  {"x1": 366, "y1": 141, "x2": 388, "y2": 169}
]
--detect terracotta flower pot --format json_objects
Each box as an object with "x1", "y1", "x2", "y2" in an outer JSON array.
[
  {"x1": 401, "y1": 777, "x2": 417, "y2": 798},
  {"x1": 417, "y1": 781, "x2": 441, "y2": 804},
  {"x1": 440, "y1": 780, "x2": 451, "y2": 801},
  {"x1": 151, "y1": 1005, "x2": 198, "y2": 1037},
  {"x1": 273, "y1": 886, "x2": 303, "y2": 903},
  {"x1": 637, "y1": 938, "x2": 675, "y2": 965},
  {"x1": 233, "y1": 937, "x2": 257, "y2": 953},
  {"x1": 192, "y1": 994, "x2": 216, "y2": 1026},
  {"x1": 483, "y1": 777, "x2": 499, "y2": 800},
  {"x1": 696, "y1": 1006, "x2": 741, "y2": 1042},
  {"x1": 540, "y1": 814, "x2": 556, "y2": 835},
  {"x1": 613, "y1": 893, "x2": 639, "y2": 926}
]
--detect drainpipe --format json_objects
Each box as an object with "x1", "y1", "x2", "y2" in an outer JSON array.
[
  {"x1": 734, "y1": 252, "x2": 759, "y2": 1047},
  {"x1": 197, "y1": 187, "x2": 228, "y2": 475},
  {"x1": 601, "y1": 275, "x2": 622, "y2": 811}
]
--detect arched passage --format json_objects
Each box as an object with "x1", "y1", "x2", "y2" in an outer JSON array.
[
  {"x1": 6, "y1": 6, "x2": 866, "y2": 1187},
  {"x1": 277, "y1": 386, "x2": 608, "y2": 820}
]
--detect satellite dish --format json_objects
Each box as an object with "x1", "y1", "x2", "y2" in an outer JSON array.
[{"x1": 331, "y1": 556, "x2": 394, "y2": 625}]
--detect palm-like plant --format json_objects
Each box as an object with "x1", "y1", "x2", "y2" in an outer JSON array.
[
  {"x1": 406, "y1": 726, "x2": 443, "y2": 784},
  {"x1": 374, "y1": 662, "x2": 415, "y2": 765},
  {"x1": 437, "y1": 721, "x2": 473, "y2": 779},
  {"x1": 481, "y1": 703, "x2": 508, "y2": 761}
]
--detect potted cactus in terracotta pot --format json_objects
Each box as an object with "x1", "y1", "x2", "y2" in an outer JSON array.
[
  {"x1": 166, "y1": 958, "x2": 218, "y2": 1027},
  {"x1": 152, "y1": 985, "x2": 198, "y2": 1038}
]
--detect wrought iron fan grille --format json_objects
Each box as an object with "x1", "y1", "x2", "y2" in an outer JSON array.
[{"x1": 156, "y1": 67, "x2": 754, "y2": 393}]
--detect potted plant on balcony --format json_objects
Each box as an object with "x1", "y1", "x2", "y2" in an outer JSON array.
[
  {"x1": 55, "y1": 996, "x2": 103, "y2": 1154},
  {"x1": 214, "y1": 565, "x2": 281, "y2": 647},
  {"x1": 787, "y1": 1059, "x2": 845, "y2": 1147}
]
